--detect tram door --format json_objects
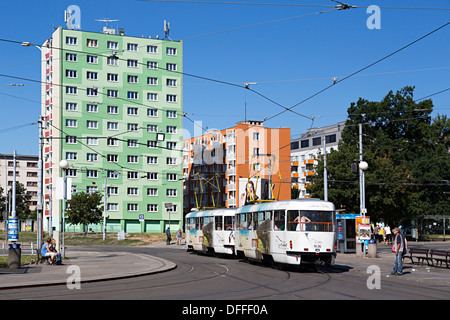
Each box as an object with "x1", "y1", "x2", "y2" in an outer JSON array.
[{"x1": 336, "y1": 214, "x2": 357, "y2": 253}]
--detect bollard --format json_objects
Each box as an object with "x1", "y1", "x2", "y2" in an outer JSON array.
[
  {"x1": 368, "y1": 242, "x2": 377, "y2": 258},
  {"x1": 8, "y1": 243, "x2": 21, "y2": 269}
]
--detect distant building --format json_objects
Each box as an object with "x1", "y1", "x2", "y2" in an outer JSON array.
[
  {"x1": 0, "y1": 154, "x2": 39, "y2": 217},
  {"x1": 183, "y1": 121, "x2": 291, "y2": 214},
  {"x1": 41, "y1": 26, "x2": 183, "y2": 235},
  {"x1": 290, "y1": 121, "x2": 345, "y2": 198}
]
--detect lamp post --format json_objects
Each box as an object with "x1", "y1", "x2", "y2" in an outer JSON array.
[{"x1": 59, "y1": 160, "x2": 69, "y2": 258}]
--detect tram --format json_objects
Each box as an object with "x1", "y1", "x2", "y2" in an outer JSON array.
[
  {"x1": 234, "y1": 199, "x2": 336, "y2": 267},
  {"x1": 185, "y1": 208, "x2": 236, "y2": 255}
]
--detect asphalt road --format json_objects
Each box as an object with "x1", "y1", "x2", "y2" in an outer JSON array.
[{"x1": 2, "y1": 245, "x2": 449, "y2": 302}]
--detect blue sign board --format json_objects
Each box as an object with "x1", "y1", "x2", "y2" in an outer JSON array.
[{"x1": 8, "y1": 218, "x2": 19, "y2": 242}]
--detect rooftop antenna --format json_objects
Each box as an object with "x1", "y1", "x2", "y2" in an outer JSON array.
[
  {"x1": 95, "y1": 18, "x2": 119, "y2": 34},
  {"x1": 163, "y1": 20, "x2": 172, "y2": 40}
]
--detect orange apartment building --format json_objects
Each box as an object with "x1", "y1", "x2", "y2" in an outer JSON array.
[{"x1": 183, "y1": 120, "x2": 291, "y2": 214}]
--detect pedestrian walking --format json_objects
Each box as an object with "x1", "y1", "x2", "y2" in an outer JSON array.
[
  {"x1": 165, "y1": 227, "x2": 171, "y2": 245},
  {"x1": 391, "y1": 227, "x2": 406, "y2": 275},
  {"x1": 384, "y1": 224, "x2": 391, "y2": 245},
  {"x1": 176, "y1": 229, "x2": 182, "y2": 245}
]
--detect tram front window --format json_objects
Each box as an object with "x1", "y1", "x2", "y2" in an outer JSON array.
[{"x1": 288, "y1": 210, "x2": 334, "y2": 232}]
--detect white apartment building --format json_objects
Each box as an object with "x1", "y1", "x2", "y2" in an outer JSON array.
[
  {"x1": 291, "y1": 121, "x2": 345, "y2": 198},
  {"x1": 0, "y1": 154, "x2": 39, "y2": 217}
]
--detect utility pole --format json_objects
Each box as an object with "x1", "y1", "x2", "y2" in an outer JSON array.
[
  {"x1": 37, "y1": 117, "x2": 43, "y2": 250},
  {"x1": 323, "y1": 137, "x2": 328, "y2": 201}
]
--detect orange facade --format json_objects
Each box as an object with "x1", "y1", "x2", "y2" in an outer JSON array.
[{"x1": 183, "y1": 121, "x2": 291, "y2": 214}]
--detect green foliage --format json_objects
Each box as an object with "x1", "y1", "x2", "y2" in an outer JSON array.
[
  {"x1": 308, "y1": 86, "x2": 449, "y2": 224},
  {"x1": 66, "y1": 192, "x2": 104, "y2": 229}
]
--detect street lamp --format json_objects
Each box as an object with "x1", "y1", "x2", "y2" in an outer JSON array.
[{"x1": 59, "y1": 160, "x2": 69, "y2": 258}]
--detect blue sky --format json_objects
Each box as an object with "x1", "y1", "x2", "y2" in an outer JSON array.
[{"x1": 0, "y1": 0, "x2": 449, "y2": 155}]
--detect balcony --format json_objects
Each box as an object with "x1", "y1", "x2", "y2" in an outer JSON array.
[
  {"x1": 304, "y1": 159, "x2": 314, "y2": 165},
  {"x1": 304, "y1": 171, "x2": 314, "y2": 176}
]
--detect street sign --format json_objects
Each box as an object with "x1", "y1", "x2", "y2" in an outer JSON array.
[
  {"x1": 139, "y1": 214, "x2": 144, "y2": 222},
  {"x1": 8, "y1": 218, "x2": 19, "y2": 242}
]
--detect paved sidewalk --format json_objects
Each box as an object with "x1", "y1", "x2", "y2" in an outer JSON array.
[
  {"x1": 334, "y1": 242, "x2": 450, "y2": 286},
  {"x1": 0, "y1": 248, "x2": 176, "y2": 290}
]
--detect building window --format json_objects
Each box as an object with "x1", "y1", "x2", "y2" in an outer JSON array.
[
  {"x1": 87, "y1": 88, "x2": 98, "y2": 96},
  {"x1": 166, "y1": 63, "x2": 177, "y2": 71},
  {"x1": 66, "y1": 152, "x2": 77, "y2": 160},
  {"x1": 107, "y1": 106, "x2": 118, "y2": 114},
  {"x1": 107, "y1": 56, "x2": 118, "y2": 66},
  {"x1": 107, "y1": 203, "x2": 118, "y2": 211},
  {"x1": 66, "y1": 119, "x2": 77, "y2": 128},
  {"x1": 107, "y1": 41, "x2": 118, "y2": 50},
  {"x1": 166, "y1": 126, "x2": 177, "y2": 134},
  {"x1": 86, "y1": 153, "x2": 98, "y2": 162},
  {"x1": 86, "y1": 170, "x2": 98, "y2": 178},
  {"x1": 147, "y1": 172, "x2": 158, "y2": 180},
  {"x1": 166, "y1": 47, "x2": 177, "y2": 56},
  {"x1": 107, "y1": 187, "x2": 119, "y2": 196},
  {"x1": 166, "y1": 157, "x2": 177, "y2": 165},
  {"x1": 66, "y1": 37, "x2": 77, "y2": 45},
  {"x1": 66, "y1": 53, "x2": 77, "y2": 62},
  {"x1": 147, "y1": 125, "x2": 158, "y2": 133},
  {"x1": 66, "y1": 103, "x2": 77, "y2": 111},
  {"x1": 147, "y1": 140, "x2": 157, "y2": 149},
  {"x1": 128, "y1": 155, "x2": 139, "y2": 163},
  {"x1": 66, "y1": 86, "x2": 77, "y2": 95},
  {"x1": 107, "y1": 73, "x2": 119, "y2": 82},
  {"x1": 326, "y1": 134, "x2": 336, "y2": 143},
  {"x1": 107, "y1": 171, "x2": 119, "y2": 179},
  {"x1": 127, "y1": 59, "x2": 138, "y2": 68},
  {"x1": 66, "y1": 70, "x2": 77, "y2": 78},
  {"x1": 167, "y1": 173, "x2": 177, "y2": 181},
  {"x1": 86, "y1": 104, "x2": 98, "y2": 113},
  {"x1": 87, "y1": 55, "x2": 98, "y2": 64},
  {"x1": 107, "y1": 154, "x2": 118, "y2": 163},
  {"x1": 127, "y1": 43, "x2": 138, "y2": 52},
  {"x1": 312, "y1": 137, "x2": 321, "y2": 146},
  {"x1": 147, "y1": 61, "x2": 158, "y2": 69},
  {"x1": 127, "y1": 123, "x2": 139, "y2": 131},
  {"x1": 128, "y1": 139, "x2": 138, "y2": 148},
  {"x1": 87, "y1": 39, "x2": 98, "y2": 47},
  {"x1": 86, "y1": 120, "x2": 98, "y2": 129},
  {"x1": 166, "y1": 94, "x2": 177, "y2": 103},
  {"x1": 147, "y1": 77, "x2": 158, "y2": 85},
  {"x1": 147, "y1": 204, "x2": 158, "y2": 212},
  {"x1": 147, "y1": 108, "x2": 158, "y2": 117},
  {"x1": 127, "y1": 107, "x2": 138, "y2": 116},
  {"x1": 301, "y1": 139, "x2": 309, "y2": 148},
  {"x1": 128, "y1": 75, "x2": 138, "y2": 84},
  {"x1": 147, "y1": 188, "x2": 158, "y2": 196},
  {"x1": 127, "y1": 203, "x2": 139, "y2": 212},
  {"x1": 147, "y1": 93, "x2": 158, "y2": 101},
  {"x1": 107, "y1": 90, "x2": 118, "y2": 98},
  {"x1": 107, "y1": 137, "x2": 119, "y2": 146},
  {"x1": 166, "y1": 189, "x2": 177, "y2": 197},
  {"x1": 166, "y1": 110, "x2": 177, "y2": 118},
  {"x1": 147, "y1": 45, "x2": 158, "y2": 53},
  {"x1": 166, "y1": 79, "x2": 177, "y2": 87},
  {"x1": 147, "y1": 156, "x2": 158, "y2": 164},
  {"x1": 127, "y1": 171, "x2": 138, "y2": 180},
  {"x1": 127, "y1": 91, "x2": 138, "y2": 100},
  {"x1": 127, "y1": 188, "x2": 139, "y2": 196},
  {"x1": 87, "y1": 137, "x2": 98, "y2": 145}
]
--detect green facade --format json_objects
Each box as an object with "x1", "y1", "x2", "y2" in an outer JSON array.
[{"x1": 45, "y1": 27, "x2": 183, "y2": 233}]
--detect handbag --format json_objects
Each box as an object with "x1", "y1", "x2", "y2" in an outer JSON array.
[{"x1": 391, "y1": 243, "x2": 396, "y2": 252}]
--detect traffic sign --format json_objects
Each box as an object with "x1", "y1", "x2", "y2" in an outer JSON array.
[{"x1": 139, "y1": 214, "x2": 144, "y2": 222}]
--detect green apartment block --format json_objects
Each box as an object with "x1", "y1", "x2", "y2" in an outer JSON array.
[{"x1": 41, "y1": 26, "x2": 183, "y2": 236}]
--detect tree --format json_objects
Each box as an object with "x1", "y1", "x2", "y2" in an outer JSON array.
[
  {"x1": 308, "y1": 86, "x2": 449, "y2": 224},
  {"x1": 66, "y1": 192, "x2": 104, "y2": 232},
  {"x1": 6, "y1": 182, "x2": 32, "y2": 220}
]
